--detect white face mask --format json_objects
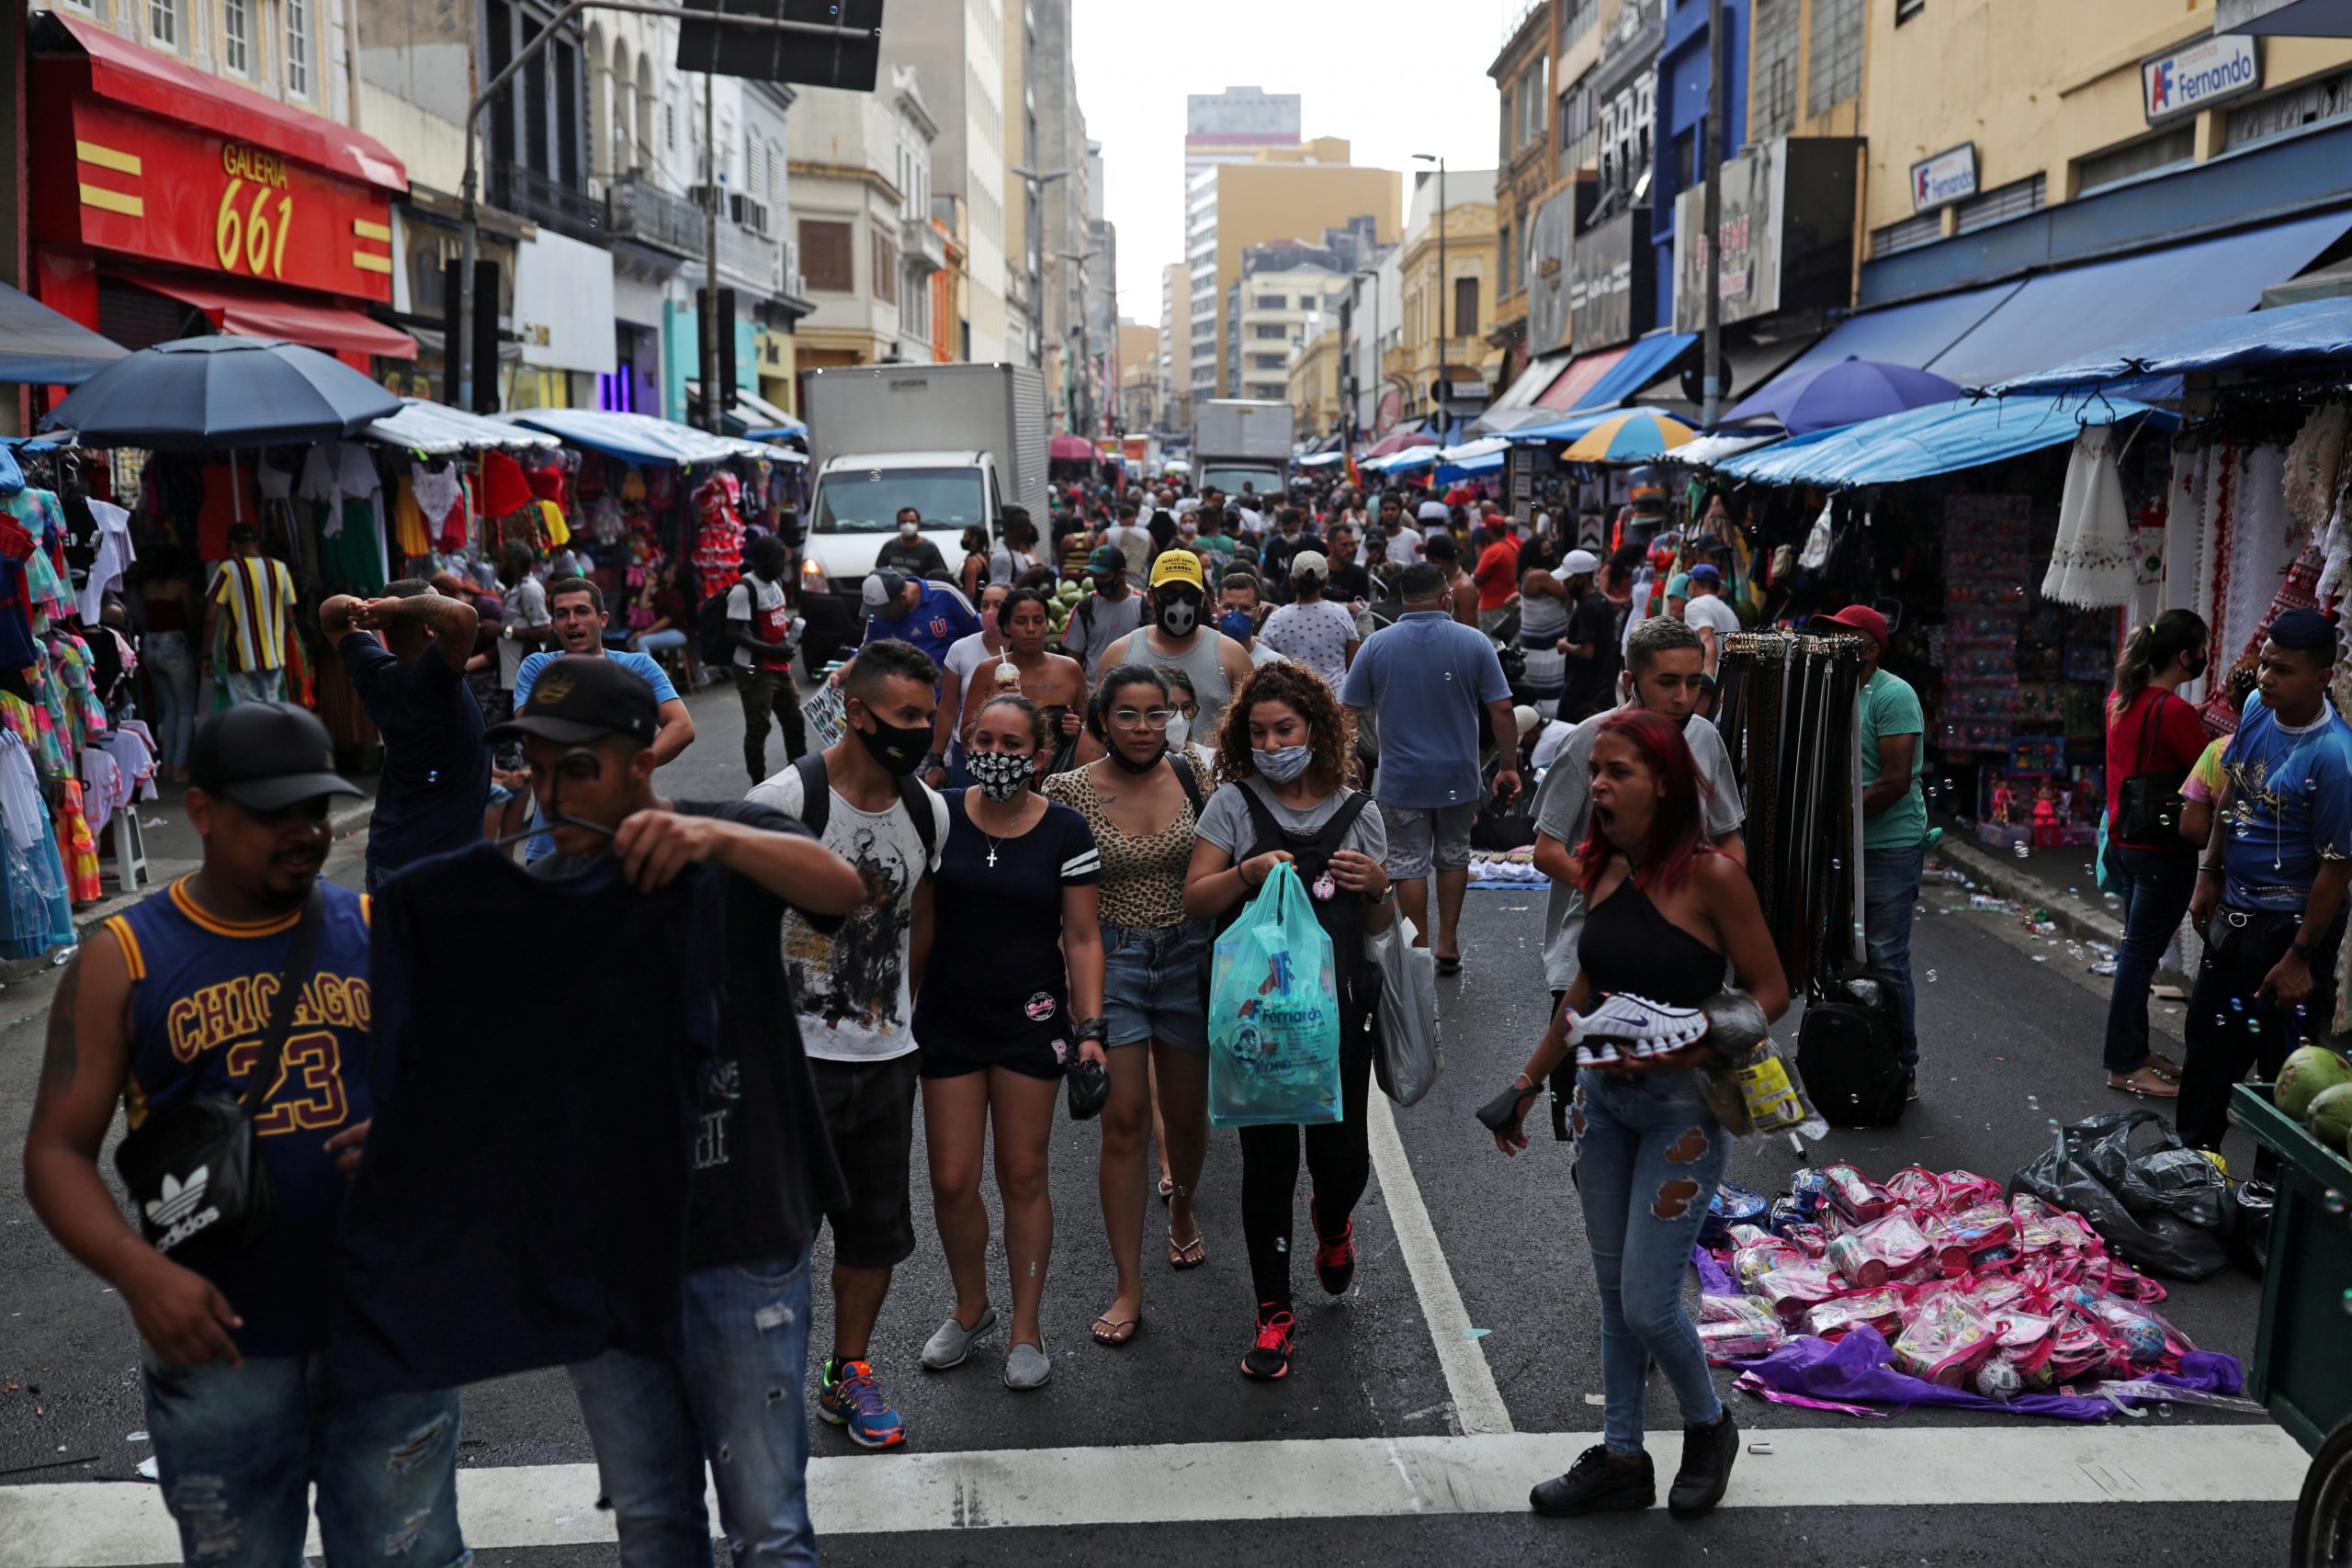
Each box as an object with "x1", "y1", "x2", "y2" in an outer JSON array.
[
  {"x1": 899, "y1": 520, "x2": 921, "y2": 538},
  {"x1": 1165, "y1": 712, "x2": 1191, "y2": 748}
]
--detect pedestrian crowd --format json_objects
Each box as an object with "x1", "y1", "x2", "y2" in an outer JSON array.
[{"x1": 43, "y1": 463, "x2": 2335, "y2": 1565}]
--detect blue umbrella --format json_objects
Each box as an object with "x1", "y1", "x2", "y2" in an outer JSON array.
[
  {"x1": 1723, "y1": 355, "x2": 1962, "y2": 435},
  {"x1": 42, "y1": 335, "x2": 402, "y2": 451}
]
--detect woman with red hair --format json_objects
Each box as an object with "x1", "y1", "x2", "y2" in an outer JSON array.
[{"x1": 1487, "y1": 708, "x2": 1787, "y2": 1525}]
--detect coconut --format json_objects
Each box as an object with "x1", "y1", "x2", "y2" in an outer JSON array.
[
  {"x1": 2278, "y1": 1045, "x2": 2352, "y2": 1122},
  {"x1": 2307, "y1": 1082, "x2": 2352, "y2": 1155}
]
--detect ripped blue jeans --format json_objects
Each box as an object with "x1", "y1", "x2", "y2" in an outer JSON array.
[
  {"x1": 139, "y1": 1349, "x2": 466, "y2": 1566},
  {"x1": 1572, "y1": 1066, "x2": 1730, "y2": 1457},
  {"x1": 568, "y1": 1246, "x2": 816, "y2": 1568}
]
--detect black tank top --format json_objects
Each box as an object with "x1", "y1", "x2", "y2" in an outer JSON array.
[{"x1": 1577, "y1": 874, "x2": 1726, "y2": 1008}]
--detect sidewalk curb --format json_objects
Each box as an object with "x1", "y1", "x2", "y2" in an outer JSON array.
[
  {"x1": 62, "y1": 797, "x2": 378, "y2": 948},
  {"x1": 1931, "y1": 828, "x2": 2127, "y2": 951}
]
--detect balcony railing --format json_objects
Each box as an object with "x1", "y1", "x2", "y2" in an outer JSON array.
[
  {"x1": 605, "y1": 174, "x2": 703, "y2": 258},
  {"x1": 492, "y1": 163, "x2": 605, "y2": 245}
]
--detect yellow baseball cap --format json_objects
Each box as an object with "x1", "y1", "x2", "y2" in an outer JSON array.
[{"x1": 1149, "y1": 550, "x2": 1205, "y2": 591}]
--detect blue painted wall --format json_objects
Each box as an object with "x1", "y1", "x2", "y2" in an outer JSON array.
[{"x1": 1651, "y1": 0, "x2": 1748, "y2": 333}]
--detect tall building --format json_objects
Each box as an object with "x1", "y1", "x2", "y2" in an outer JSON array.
[
  {"x1": 1159, "y1": 261, "x2": 1183, "y2": 430},
  {"x1": 1184, "y1": 141, "x2": 1401, "y2": 407},
  {"x1": 1002, "y1": 0, "x2": 1038, "y2": 366},
  {"x1": 1031, "y1": 0, "x2": 1093, "y2": 429},
  {"x1": 1231, "y1": 243, "x2": 1351, "y2": 404},
  {"x1": 1490, "y1": 0, "x2": 1564, "y2": 386},
  {"x1": 1395, "y1": 167, "x2": 1498, "y2": 428},
  {"x1": 891, "y1": 0, "x2": 1012, "y2": 362},
  {"x1": 1184, "y1": 85, "x2": 1301, "y2": 190},
  {"x1": 788, "y1": 63, "x2": 945, "y2": 375}
]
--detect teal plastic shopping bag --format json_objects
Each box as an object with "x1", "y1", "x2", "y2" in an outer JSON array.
[{"x1": 1208, "y1": 862, "x2": 1343, "y2": 1128}]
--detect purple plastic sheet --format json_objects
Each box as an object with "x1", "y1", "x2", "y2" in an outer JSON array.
[
  {"x1": 1691, "y1": 1244, "x2": 1737, "y2": 1297},
  {"x1": 1725, "y1": 1325, "x2": 2245, "y2": 1422}
]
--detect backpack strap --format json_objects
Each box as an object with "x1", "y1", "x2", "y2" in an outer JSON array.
[
  {"x1": 791, "y1": 750, "x2": 831, "y2": 840},
  {"x1": 1310, "y1": 790, "x2": 1373, "y2": 859},
  {"x1": 1169, "y1": 750, "x2": 1204, "y2": 818},
  {"x1": 1236, "y1": 777, "x2": 1289, "y2": 858},
  {"x1": 897, "y1": 776, "x2": 940, "y2": 867}
]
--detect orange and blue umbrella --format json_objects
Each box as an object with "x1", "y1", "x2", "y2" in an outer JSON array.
[{"x1": 1559, "y1": 409, "x2": 1697, "y2": 463}]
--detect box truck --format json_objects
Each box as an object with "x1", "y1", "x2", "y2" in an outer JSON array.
[
  {"x1": 795, "y1": 363, "x2": 1050, "y2": 672},
  {"x1": 1190, "y1": 399, "x2": 1294, "y2": 504}
]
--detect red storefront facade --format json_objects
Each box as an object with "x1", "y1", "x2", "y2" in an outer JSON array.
[{"x1": 27, "y1": 13, "x2": 412, "y2": 370}]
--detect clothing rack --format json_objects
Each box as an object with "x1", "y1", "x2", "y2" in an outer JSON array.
[{"x1": 1713, "y1": 629, "x2": 1870, "y2": 1000}]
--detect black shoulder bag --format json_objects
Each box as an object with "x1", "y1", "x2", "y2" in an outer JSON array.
[
  {"x1": 2117, "y1": 692, "x2": 2191, "y2": 844},
  {"x1": 114, "y1": 886, "x2": 325, "y2": 1269}
]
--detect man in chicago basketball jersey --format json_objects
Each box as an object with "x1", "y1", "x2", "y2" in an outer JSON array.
[{"x1": 22, "y1": 704, "x2": 468, "y2": 1567}]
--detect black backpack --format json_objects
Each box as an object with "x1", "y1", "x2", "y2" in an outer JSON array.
[
  {"x1": 1796, "y1": 967, "x2": 1908, "y2": 1127},
  {"x1": 789, "y1": 751, "x2": 939, "y2": 866},
  {"x1": 697, "y1": 592, "x2": 734, "y2": 667}
]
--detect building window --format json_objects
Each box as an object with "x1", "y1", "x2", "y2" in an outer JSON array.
[
  {"x1": 1953, "y1": 172, "x2": 2045, "y2": 234},
  {"x1": 1252, "y1": 323, "x2": 1284, "y2": 339},
  {"x1": 1751, "y1": 0, "x2": 1798, "y2": 141},
  {"x1": 1563, "y1": 0, "x2": 1596, "y2": 45},
  {"x1": 1807, "y1": 0, "x2": 1862, "y2": 117},
  {"x1": 1870, "y1": 210, "x2": 1942, "y2": 257},
  {"x1": 800, "y1": 219, "x2": 854, "y2": 291},
  {"x1": 148, "y1": 0, "x2": 177, "y2": 49},
  {"x1": 1559, "y1": 72, "x2": 1597, "y2": 167},
  {"x1": 1517, "y1": 59, "x2": 1548, "y2": 152},
  {"x1": 2075, "y1": 126, "x2": 2194, "y2": 196},
  {"x1": 1896, "y1": 0, "x2": 1924, "y2": 20},
  {"x1": 1254, "y1": 294, "x2": 1285, "y2": 310},
  {"x1": 221, "y1": 0, "x2": 250, "y2": 73},
  {"x1": 768, "y1": 140, "x2": 784, "y2": 205},
  {"x1": 872, "y1": 226, "x2": 899, "y2": 305},
  {"x1": 2225, "y1": 68, "x2": 2352, "y2": 152},
  {"x1": 1498, "y1": 88, "x2": 1514, "y2": 161},
  {"x1": 285, "y1": 0, "x2": 311, "y2": 96},
  {"x1": 1453, "y1": 276, "x2": 1480, "y2": 337},
  {"x1": 1252, "y1": 353, "x2": 1287, "y2": 370}
]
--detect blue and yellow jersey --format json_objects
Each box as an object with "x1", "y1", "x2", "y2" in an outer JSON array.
[{"x1": 108, "y1": 877, "x2": 373, "y2": 1357}]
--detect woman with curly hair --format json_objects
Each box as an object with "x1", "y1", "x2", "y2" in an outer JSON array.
[{"x1": 1182, "y1": 662, "x2": 1393, "y2": 1382}]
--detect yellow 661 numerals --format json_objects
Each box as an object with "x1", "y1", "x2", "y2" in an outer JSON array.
[{"x1": 215, "y1": 177, "x2": 294, "y2": 279}]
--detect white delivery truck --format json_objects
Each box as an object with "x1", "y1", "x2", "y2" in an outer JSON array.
[
  {"x1": 797, "y1": 363, "x2": 1051, "y2": 673},
  {"x1": 1190, "y1": 399, "x2": 1294, "y2": 506}
]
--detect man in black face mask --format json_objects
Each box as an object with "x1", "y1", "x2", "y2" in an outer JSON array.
[
  {"x1": 1098, "y1": 548, "x2": 1255, "y2": 740},
  {"x1": 745, "y1": 637, "x2": 948, "y2": 1452}
]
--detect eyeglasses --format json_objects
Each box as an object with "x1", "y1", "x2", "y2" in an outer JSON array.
[{"x1": 1110, "y1": 707, "x2": 1173, "y2": 730}]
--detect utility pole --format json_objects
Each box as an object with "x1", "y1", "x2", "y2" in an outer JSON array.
[
  {"x1": 455, "y1": 1, "x2": 871, "y2": 414},
  {"x1": 701, "y1": 72, "x2": 721, "y2": 433},
  {"x1": 1701, "y1": 0, "x2": 1725, "y2": 427},
  {"x1": 1415, "y1": 153, "x2": 1447, "y2": 421}
]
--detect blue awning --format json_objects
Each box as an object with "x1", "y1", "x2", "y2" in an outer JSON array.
[
  {"x1": 1753, "y1": 281, "x2": 2021, "y2": 393},
  {"x1": 501, "y1": 408, "x2": 796, "y2": 465},
  {"x1": 1926, "y1": 209, "x2": 2352, "y2": 389},
  {"x1": 1715, "y1": 395, "x2": 2160, "y2": 488},
  {"x1": 1988, "y1": 294, "x2": 2352, "y2": 395},
  {"x1": 0, "y1": 282, "x2": 127, "y2": 387},
  {"x1": 1567, "y1": 332, "x2": 1695, "y2": 411}
]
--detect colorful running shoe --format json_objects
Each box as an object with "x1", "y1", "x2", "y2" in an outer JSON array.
[
  {"x1": 1240, "y1": 1305, "x2": 1295, "y2": 1381},
  {"x1": 1312, "y1": 1201, "x2": 1357, "y2": 1296},
  {"x1": 819, "y1": 1358, "x2": 906, "y2": 1450}
]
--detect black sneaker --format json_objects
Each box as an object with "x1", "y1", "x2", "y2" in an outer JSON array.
[
  {"x1": 1668, "y1": 1410, "x2": 1739, "y2": 1520},
  {"x1": 1530, "y1": 1445, "x2": 1655, "y2": 1517},
  {"x1": 1904, "y1": 1069, "x2": 1919, "y2": 1102}
]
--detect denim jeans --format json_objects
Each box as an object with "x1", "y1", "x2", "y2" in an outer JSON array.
[
  {"x1": 223, "y1": 667, "x2": 287, "y2": 706},
  {"x1": 2103, "y1": 845, "x2": 2198, "y2": 1074},
  {"x1": 144, "y1": 628, "x2": 199, "y2": 768},
  {"x1": 139, "y1": 1350, "x2": 466, "y2": 1567},
  {"x1": 569, "y1": 1247, "x2": 818, "y2": 1568},
  {"x1": 636, "y1": 627, "x2": 690, "y2": 654},
  {"x1": 1572, "y1": 1066, "x2": 1729, "y2": 1456},
  {"x1": 1861, "y1": 839, "x2": 1926, "y2": 1066}
]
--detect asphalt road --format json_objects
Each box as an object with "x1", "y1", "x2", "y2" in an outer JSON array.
[{"x1": 0, "y1": 680, "x2": 2307, "y2": 1564}]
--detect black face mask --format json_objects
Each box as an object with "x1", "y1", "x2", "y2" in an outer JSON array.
[
  {"x1": 2186, "y1": 652, "x2": 2211, "y2": 680},
  {"x1": 853, "y1": 708, "x2": 932, "y2": 777}
]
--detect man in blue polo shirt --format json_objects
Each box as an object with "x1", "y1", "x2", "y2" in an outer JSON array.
[
  {"x1": 858, "y1": 570, "x2": 980, "y2": 673},
  {"x1": 1340, "y1": 561, "x2": 1520, "y2": 974}
]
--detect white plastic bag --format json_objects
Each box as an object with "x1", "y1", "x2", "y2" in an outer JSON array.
[{"x1": 1366, "y1": 919, "x2": 1442, "y2": 1106}]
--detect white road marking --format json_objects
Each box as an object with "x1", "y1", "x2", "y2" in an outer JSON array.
[
  {"x1": 0, "y1": 1426, "x2": 2302, "y2": 1563},
  {"x1": 1364, "y1": 1090, "x2": 1515, "y2": 1436}
]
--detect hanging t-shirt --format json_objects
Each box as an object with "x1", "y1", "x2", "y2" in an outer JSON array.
[
  {"x1": 331, "y1": 847, "x2": 722, "y2": 1395},
  {"x1": 747, "y1": 762, "x2": 950, "y2": 1064},
  {"x1": 671, "y1": 799, "x2": 850, "y2": 1270}
]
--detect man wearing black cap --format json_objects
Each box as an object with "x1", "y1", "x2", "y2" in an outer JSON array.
[
  {"x1": 489, "y1": 656, "x2": 868, "y2": 1565},
  {"x1": 25, "y1": 705, "x2": 469, "y2": 1566},
  {"x1": 200, "y1": 522, "x2": 300, "y2": 705},
  {"x1": 322, "y1": 581, "x2": 488, "y2": 891}
]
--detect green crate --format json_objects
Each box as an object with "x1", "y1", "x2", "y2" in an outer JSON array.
[{"x1": 2232, "y1": 1082, "x2": 2352, "y2": 1454}]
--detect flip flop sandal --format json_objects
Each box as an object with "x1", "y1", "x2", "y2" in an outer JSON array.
[
  {"x1": 1158, "y1": 1177, "x2": 1176, "y2": 1204},
  {"x1": 1091, "y1": 1313, "x2": 1144, "y2": 1348},
  {"x1": 1169, "y1": 1228, "x2": 1207, "y2": 1269}
]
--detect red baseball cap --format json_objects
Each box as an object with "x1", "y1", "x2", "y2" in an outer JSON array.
[{"x1": 1814, "y1": 604, "x2": 1889, "y2": 649}]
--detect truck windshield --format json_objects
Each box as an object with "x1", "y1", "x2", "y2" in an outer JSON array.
[
  {"x1": 1199, "y1": 464, "x2": 1283, "y2": 499},
  {"x1": 811, "y1": 468, "x2": 987, "y2": 532}
]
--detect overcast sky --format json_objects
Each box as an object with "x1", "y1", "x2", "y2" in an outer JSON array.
[{"x1": 1070, "y1": 0, "x2": 1514, "y2": 327}]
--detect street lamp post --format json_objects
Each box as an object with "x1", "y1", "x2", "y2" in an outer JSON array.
[
  {"x1": 1413, "y1": 152, "x2": 1446, "y2": 423},
  {"x1": 1012, "y1": 164, "x2": 1070, "y2": 368},
  {"x1": 1056, "y1": 246, "x2": 1101, "y2": 434},
  {"x1": 454, "y1": 1, "x2": 872, "y2": 413}
]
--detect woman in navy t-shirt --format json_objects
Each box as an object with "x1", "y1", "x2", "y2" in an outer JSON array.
[{"x1": 912, "y1": 693, "x2": 1104, "y2": 1391}]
